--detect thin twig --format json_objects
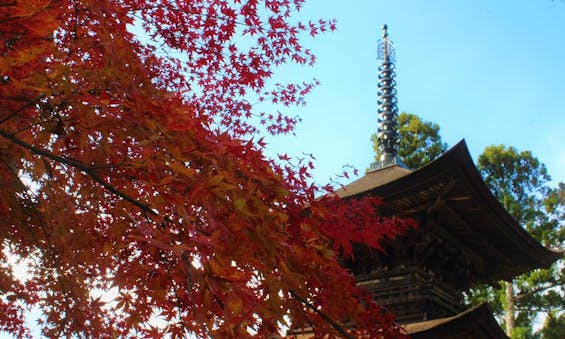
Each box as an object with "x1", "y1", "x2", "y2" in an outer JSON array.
[{"x1": 0, "y1": 95, "x2": 45, "y2": 125}]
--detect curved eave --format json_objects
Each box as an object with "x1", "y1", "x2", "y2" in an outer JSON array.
[
  {"x1": 339, "y1": 140, "x2": 562, "y2": 282},
  {"x1": 405, "y1": 303, "x2": 508, "y2": 339}
]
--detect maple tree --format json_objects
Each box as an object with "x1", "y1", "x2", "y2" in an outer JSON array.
[{"x1": 0, "y1": 1, "x2": 414, "y2": 338}]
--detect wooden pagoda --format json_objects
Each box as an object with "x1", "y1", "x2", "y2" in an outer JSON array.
[
  {"x1": 291, "y1": 25, "x2": 561, "y2": 338},
  {"x1": 336, "y1": 139, "x2": 561, "y2": 338}
]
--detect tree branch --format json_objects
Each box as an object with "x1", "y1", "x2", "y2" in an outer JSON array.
[
  {"x1": 515, "y1": 279, "x2": 565, "y2": 302},
  {"x1": 515, "y1": 305, "x2": 565, "y2": 313},
  {"x1": 0, "y1": 128, "x2": 157, "y2": 215},
  {"x1": 289, "y1": 290, "x2": 353, "y2": 339},
  {"x1": 0, "y1": 95, "x2": 45, "y2": 125}
]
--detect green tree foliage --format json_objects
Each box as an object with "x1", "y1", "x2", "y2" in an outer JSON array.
[
  {"x1": 371, "y1": 112, "x2": 447, "y2": 169},
  {"x1": 469, "y1": 145, "x2": 564, "y2": 339},
  {"x1": 539, "y1": 311, "x2": 565, "y2": 339}
]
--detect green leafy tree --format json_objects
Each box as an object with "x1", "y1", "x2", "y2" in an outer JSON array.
[
  {"x1": 539, "y1": 311, "x2": 565, "y2": 339},
  {"x1": 468, "y1": 145, "x2": 564, "y2": 339},
  {"x1": 371, "y1": 112, "x2": 448, "y2": 169}
]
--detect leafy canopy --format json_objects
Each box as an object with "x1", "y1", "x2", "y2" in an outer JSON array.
[
  {"x1": 371, "y1": 112, "x2": 447, "y2": 169},
  {"x1": 0, "y1": 1, "x2": 414, "y2": 338}
]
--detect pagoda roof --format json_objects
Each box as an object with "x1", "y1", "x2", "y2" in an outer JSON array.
[
  {"x1": 336, "y1": 140, "x2": 562, "y2": 283},
  {"x1": 405, "y1": 303, "x2": 508, "y2": 339}
]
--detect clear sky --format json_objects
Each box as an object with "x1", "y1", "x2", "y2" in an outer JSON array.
[{"x1": 264, "y1": 0, "x2": 565, "y2": 187}]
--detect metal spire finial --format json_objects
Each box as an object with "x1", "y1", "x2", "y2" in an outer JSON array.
[
  {"x1": 377, "y1": 24, "x2": 396, "y2": 63},
  {"x1": 370, "y1": 24, "x2": 404, "y2": 171}
]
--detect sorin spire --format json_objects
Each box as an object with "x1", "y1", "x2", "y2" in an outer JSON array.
[{"x1": 370, "y1": 24, "x2": 404, "y2": 171}]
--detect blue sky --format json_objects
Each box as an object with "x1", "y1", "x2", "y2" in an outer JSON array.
[
  {"x1": 265, "y1": 0, "x2": 565, "y2": 187},
  {"x1": 2, "y1": 2, "x2": 564, "y2": 338}
]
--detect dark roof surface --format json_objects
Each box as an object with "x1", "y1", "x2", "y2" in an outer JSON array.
[
  {"x1": 337, "y1": 140, "x2": 562, "y2": 283},
  {"x1": 334, "y1": 164, "x2": 412, "y2": 198}
]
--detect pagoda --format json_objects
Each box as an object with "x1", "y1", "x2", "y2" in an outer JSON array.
[{"x1": 333, "y1": 25, "x2": 562, "y2": 338}]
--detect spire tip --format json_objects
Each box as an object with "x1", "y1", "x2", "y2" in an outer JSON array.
[{"x1": 370, "y1": 24, "x2": 405, "y2": 171}]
